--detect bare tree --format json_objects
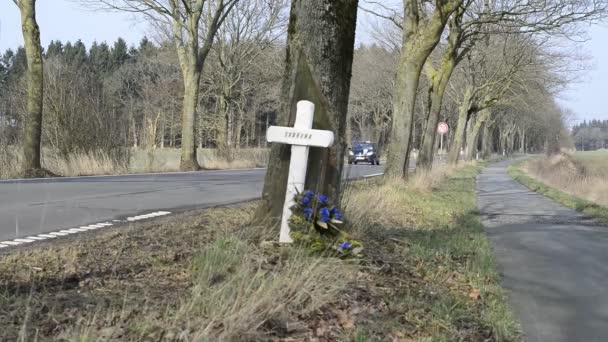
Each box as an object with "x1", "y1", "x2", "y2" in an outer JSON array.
[
  {"x1": 361, "y1": 0, "x2": 465, "y2": 178},
  {"x1": 206, "y1": 0, "x2": 288, "y2": 151},
  {"x1": 363, "y1": 0, "x2": 606, "y2": 174},
  {"x1": 348, "y1": 45, "x2": 396, "y2": 146},
  {"x1": 87, "y1": 0, "x2": 239, "y2": 170}
]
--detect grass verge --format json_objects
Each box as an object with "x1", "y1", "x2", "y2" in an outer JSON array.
[
  {"x1": 508, "y1": 159, "x2": 608, "y2": 224},
  {"x1": 0, "y1": 163, "x2": 520, "y2": 340}
]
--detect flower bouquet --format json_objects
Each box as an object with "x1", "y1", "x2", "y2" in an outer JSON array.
[{"x1": 289, "y1": 190, "x2": 362, "y2": 257}]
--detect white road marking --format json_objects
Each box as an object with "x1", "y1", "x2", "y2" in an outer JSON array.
[
  {"x1": 1, "y1": 241, "x2": 23, "y2": 246},
  {"x1": 363, "y1": 173, "x2": 384, "y2": 178},
  {"x1": 14, "y1": 238, "x2": 35, "y2": 243},
  {"x1": 0, "y1": 212, "x2": 171, "y2": 250},
  {"x1": 25, "y1": 236, "x2": 47, "y2": 240}
]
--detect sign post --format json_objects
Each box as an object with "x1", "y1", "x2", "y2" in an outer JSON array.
[
  {"x1": 266, "y1": 101, "x2": 335, "y2": 243},
  {"x1": 437, "y1": 122, "x2": 449, "y2": 155}
]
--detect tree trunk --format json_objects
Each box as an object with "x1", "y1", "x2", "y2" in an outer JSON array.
[
  {"x1": 19, "y1": 0, "x2": 44, "y2": 176},
  {"x1": 481, "y1": 122, "x2": 492, "y2": 159},
  {"x1": 448, "y1": 89, "x2": 473, "y2": 164},
  {"x1": 385, "y1": 63, "x2": 422, "y2": 178},
  {"x1": 257, "y1": 0, "x2": 358, "y2": 222},
  {"x1": 465, "y1": 109, "x2": 490, "y2": 160},
  {"x1": 384, "y1": 1, "x2": 459, "y2": 178},
  {"x1": 417, "y1": 69, "x2": 452, "y2": 170},
  {"x1": 180, "y1": 66, "x2": 202, "y2": 170},
  {"x1": 417, "y1": 17, "x2": 460, "y2": 171},
  {"x1": 465, "y1": 117, "x2": 481, "y2": 160}
]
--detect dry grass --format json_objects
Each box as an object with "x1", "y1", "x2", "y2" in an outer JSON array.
[
  {"x1": 0, "y1": 147, "x2": 269, "y2": 179},
  {"x1": 573, "y1": 150, "x2": 608, "y2": 177},
  {"x1": 0, "y1": 162, "x2": 519, "y2": 341},
  {"x1": 343, "y1": 162, "x2": 476, "y2": 229},
  {"x1": 408, "y1": 161, "x2": 475, "y2": 193},
  {"x1": 521, "y1": 153, "x2": 608, "y2": 206},
  {"x1": 0, "y1": 205, "x2": 354, "y2": 341}
]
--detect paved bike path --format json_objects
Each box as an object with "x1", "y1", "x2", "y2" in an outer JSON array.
[{"x1": 478, "y1": 159, "x2": 608, "y2": 342}]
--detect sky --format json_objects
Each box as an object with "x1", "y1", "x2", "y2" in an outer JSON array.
[{"x1": 1, "y1": 1, "x2": 607, "y2": 122}]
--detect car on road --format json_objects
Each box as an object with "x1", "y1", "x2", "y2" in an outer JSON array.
[{"x1": 348, "y1": 141, "x2": 380, "y2": 165}]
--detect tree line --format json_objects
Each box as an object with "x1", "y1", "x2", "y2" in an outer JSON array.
[
  {"x1": 3, "y1": 0, "x2": 605, "y2": 221},
  {"x1": 572, "y1": 120, "x2": 608, "y2": 151}
]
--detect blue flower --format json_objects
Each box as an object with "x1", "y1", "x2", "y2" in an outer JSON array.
[
  {"x1": 339, "y1": 241, "x2": 352, "y2": 251},
  {"x1": 305, "y1": 191, "x2": 315, "y2": 198},
  {"x1": 331, "y1": 207, "x2": 343, "y2": 221},
  {"x1": 303, "y1": 207, "x2": 314, "y2": 220},
  {"x1": 319, "y1": 207, "x2": 330, "y2": 223},
  {"x1": 301, "y1": 196, "x2": 311, "y2": 207},
  {"x1": 318, "y1": 195, "x2": 329, "y2": 205}
]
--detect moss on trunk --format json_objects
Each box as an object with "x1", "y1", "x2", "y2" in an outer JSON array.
[{"x1": 19, "y1": 0, "x2": 44, "y2": 175}]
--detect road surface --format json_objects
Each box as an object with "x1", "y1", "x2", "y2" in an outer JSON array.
[
  {"x1": 0, "y1": 165, "x2": 383, "y2": 242},
  {"x1": 478, "y1": 158, "x2": 608, "y2": 342}
]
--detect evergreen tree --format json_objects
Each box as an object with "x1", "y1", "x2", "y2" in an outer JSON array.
[
  {"x1": 112, "y1": 38, "x2": 129, "y2": 69},
  {"x1": 46, "y1": 40, "x2": 63, "y2": 58}
]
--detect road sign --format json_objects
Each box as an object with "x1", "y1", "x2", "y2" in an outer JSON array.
[
  {"x1": 437, "y1": 122, "x2": 449, "y2": 135},
  {"x1": 266, "y1": 100, "x2": 335, "y2": 243},
  {"x1": 437, "y1": 122, "x2": 449, "y2": 156}
]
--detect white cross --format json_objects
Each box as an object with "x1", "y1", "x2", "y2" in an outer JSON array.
[{"x1": 266, "y1": 100, "x2": 335, "y2": 243}]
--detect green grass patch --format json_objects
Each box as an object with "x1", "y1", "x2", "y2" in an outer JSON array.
[
  {"x1": 508, "y1": 161, "x2": 608, "y2": 223},
  {"x1": 344, "y1": 163, "x2": 522, "y2": 341}
]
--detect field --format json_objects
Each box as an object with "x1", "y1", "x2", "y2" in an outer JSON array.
[
  {"x1": 509, "y1": 152, "x2": 608, "y2": 223},
  {"x1": 0, "y1": 163, "x2": 520, "y2": 341},
  {"x1": 0, "y1": 147, "x2": 269, "y2": 179},
  {"x1": 515, "y1": 152, "x2": 608, "y2": 207},
  {"x1": 573, "y1": 150, "x2": 608, "y2": 177}
]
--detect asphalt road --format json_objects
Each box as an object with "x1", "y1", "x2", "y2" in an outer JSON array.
[
  {"x1": 0, "y1": 164, "x2": 383, "y2": 242},
  {"x1": 478, "y1": 158, "x2": 608, "y2": 342}
]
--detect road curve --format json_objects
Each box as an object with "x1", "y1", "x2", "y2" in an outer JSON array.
[
  {"x1": 478, "y1": 159, "x2": 608, "y2": 342},
  {"x1": 0, "y1": 165, "x2": 383, "y2": 242}
]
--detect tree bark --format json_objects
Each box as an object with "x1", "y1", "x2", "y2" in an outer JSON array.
[
  {"x1": 481, "y1": 122, "x2": 493, "y2": 159},
  {"x1": 465, "y1": 109, "x2": 490, "y2": 160},
  {"x1": 448, "y1": 88, "x2": 473, "y2": 164},
  {"x1": 417, "y1": 11, "x2": 463, "y2": 171},
  {"x1": 385, "y1": 62, "x2": 423, "y2": 178},
  {"x1": 19, "y1": 0, "x2": 44, "y2": 176},
  {"x1": 180, "y1": 65, "x2": 202, "y2": 170},
  {"x1": 417, "y1": 64, "x2": 453, "y2": 170},
  {"x1": 257, "y1": 0, "x2": 358, "y2": 222}
]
